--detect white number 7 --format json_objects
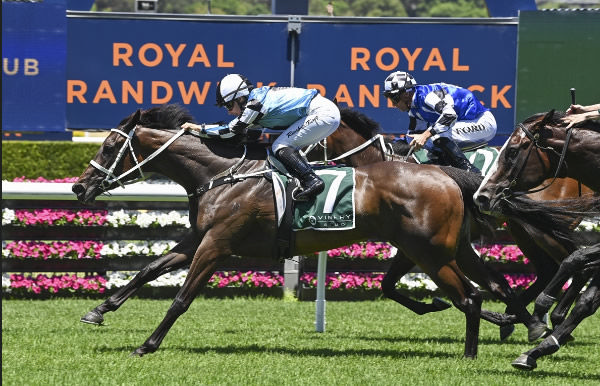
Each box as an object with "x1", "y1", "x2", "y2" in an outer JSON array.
[{"x1": 315, "y1": 169, "x2": 346, "y2": 214}]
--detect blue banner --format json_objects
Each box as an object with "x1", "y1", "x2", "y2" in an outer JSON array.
[
  {"x1": 67, "y1": 16, "x2": 517, "y2": 145},
  {"x1": 67, "y1": 16, "x2": 291, "y2": 129},
  {"x1": 2, "y1": 0, "x2": 67, "y2": 133},
  {"x1": 294, "y1": 21, "x2": 518, "y2": 145}
]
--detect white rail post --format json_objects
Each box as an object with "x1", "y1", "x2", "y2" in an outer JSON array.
[{"x1": 315, "y1": 250, "x2": 327, "y2": 332}]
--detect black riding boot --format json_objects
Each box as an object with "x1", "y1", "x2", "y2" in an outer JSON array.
[
  {"x1": 433, "y1": 137, "x2": 482, "y2": 175},
  {"x1": 276, "y1": 147, "x2": 325, "y2": 201}
]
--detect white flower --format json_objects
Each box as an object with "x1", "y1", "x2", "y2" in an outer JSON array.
[
  {"x1": 106, "y1": 210, "x2": 132, "y2": 227},
  {"x1": 148, "y1": 268, "x2": 188, "y2": 287},
  {"x1": 105, "y1": 271, "x2": 135, "y2": 289},
  {"x1": 577, "y1": 218, "x2": 600, "y2": 232},
  {"x1": 2, "y1": 209, "x2": 16, "y2": 225},
  {"x1": 398, "y1": 273, "x2": 438, "y2": 291},
  {"x1": 2, "y1": 273, "x2": 12, "y2": 291},
  {"x1": 104, "y1": 268, "x2": 189, "y2": 288},
  {"x1": 135, "y1": 212, "x2": 155, "y2": 228},
  {"x1": 99, "y1": 240, "x2": 177, "y2": 257}
]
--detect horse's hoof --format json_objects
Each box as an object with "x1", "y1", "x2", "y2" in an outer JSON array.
[
  {"x1": 500, "y1": 324, "x2": 515, "y2": 341},
  {"x1": 432, "y1": 297, "x2": 452, "y2": 311},
  {"x1": 528, "y1": 322, "x2": 552, "y2": 342},
  {"x1": 80, "y1": 309, "x2": 104, "y2": 326},
  {"x1": 511, "y1": 354, "x2": 537, "y2": 371},
  {"x1": 462, "y1": 354, "x2": 477, "y2": 360},
  {"x1": 130, "y1": 349, "x2": 145, "y2": 357}
]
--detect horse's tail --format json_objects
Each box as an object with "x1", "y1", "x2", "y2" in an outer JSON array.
[
  {"x1": 439, "y1": 166, "x2": 497, "y2": 236},
  {"x1": 498, "y1": 195, "x2": 600, "y2": 247}
]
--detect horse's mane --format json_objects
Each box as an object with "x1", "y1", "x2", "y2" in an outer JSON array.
[
  {"x1": 524, "y1": 109, "x2": 600, "y2": 132},
  {"x1": 339, "y1": 108, "x2": 381, "y2": 139},
  {"x1": 139, "y1": 104, "x2": 195, "y2": 130}
]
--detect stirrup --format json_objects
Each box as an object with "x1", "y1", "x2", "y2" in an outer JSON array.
[{"x1": 292, "y1": 186, "x2": 310, "y2": 202}]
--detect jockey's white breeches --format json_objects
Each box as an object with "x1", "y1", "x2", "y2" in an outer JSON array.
[
  {"x1": 272, "y1": 94, "x2": 340, "y2": 153},
  {"x1": 428, "y1": 110, "x2": 497, "y2": 151}
]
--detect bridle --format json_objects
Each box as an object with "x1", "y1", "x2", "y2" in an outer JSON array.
[
  {"x1": 501, "y1": 122, "x2": 574, "y2": 198},
  {"x1": 89, "y1": 125, "x2": 261, "y2": 198},
  {"x1": 90, "y1": 126, "x2": 187, "y2": 191}
]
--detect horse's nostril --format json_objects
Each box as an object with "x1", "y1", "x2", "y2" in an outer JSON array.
[{"x1": 72, "y1": 183, "x2": 85, "y2": 195}]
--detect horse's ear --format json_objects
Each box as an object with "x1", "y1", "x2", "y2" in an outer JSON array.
[
  {"x1": 124, "y1": 109, "x2": 142, "y2": 131},
  {"x1": 332, "y1": 97, "x2": 339, "y2": 106},
  {"x1": 540, "y1": 109, "x2": 555, "y2": 126}
]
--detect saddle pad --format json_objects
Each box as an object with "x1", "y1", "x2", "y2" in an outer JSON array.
[
  {"x1": 273, "y1": 166, "x2": 356, "y2": 231},
  {"x1": 413, "y1": 147, "x2": 499, "y2": 176}
]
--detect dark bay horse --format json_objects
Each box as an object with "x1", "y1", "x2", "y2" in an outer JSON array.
[
  {"x1": 308, "y1": 107, "x2": 593, "y2": 340},
  {"x1": 473, "y1": 110, "x2": 600, "y2": 370},
  {"x1": 74, "y1": 104, "x2": 524, "y2": 358}
]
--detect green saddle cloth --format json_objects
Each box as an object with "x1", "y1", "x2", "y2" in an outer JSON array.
[
  {"x1": 413, "y1": 146, "x2": 499, "y2": 176},
  {"x1": 275, "y1": 166, "x2": 355, "y2": 231}
]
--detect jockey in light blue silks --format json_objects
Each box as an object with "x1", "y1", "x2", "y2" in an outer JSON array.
[
  {"x1": 383, "y1": 71, "x2": 497, "y2": 174},
  {"x1": 184, "y1": 74, "x2": 340, "y2": 201}
]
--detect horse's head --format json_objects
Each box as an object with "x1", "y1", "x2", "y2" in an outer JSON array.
[
  {"x1": 72, "y1": 109, "x2": 144, "y2": 204},
  {"x1": 474, "y1": 110, "x2": 564, "y2": 213}
]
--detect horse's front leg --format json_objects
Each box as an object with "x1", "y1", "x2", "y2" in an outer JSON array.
[
  {"x1": 81, "y1": 231, "x2": 200, "y2": 326},
  {"x1": 512, "y1": 272, "x2": 600, "y2": 371},
  {"x1": 130, "y1": 234, "x2": 225, "y2": 357},
  {"x1": 549, "y1": 272, "x2": 589, "y2": 329},
  {"x1": 382, "y1": 252, "x2": 451, "y2": 315},
  {"x1": 528, "y1": 244, "x2": 600, "y2": 341}
]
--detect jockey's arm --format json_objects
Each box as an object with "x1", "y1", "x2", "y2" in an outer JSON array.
[
  {"x1": 426, "y1": 89, "x2": 457, "y2": 137},
  {"x1": 228, "y1": 99, "x2": 264, "y2": 135}
]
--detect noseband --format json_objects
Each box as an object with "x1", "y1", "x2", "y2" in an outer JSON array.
[{"x1": 502, "y1": 122, "x2": 574, "y2": 198}]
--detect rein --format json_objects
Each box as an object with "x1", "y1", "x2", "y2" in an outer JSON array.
[
  {"x1": 503, "y1": 122, "x2": 574, "y2": 198},
  {"x1": 304, "y1": 133, "x2": 400, "y2": 164}
]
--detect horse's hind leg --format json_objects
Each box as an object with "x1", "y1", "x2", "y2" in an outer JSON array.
[
  {"x1": 512, "y1": 272, "x2": 600, "y2": 371},
  {"x1": 426, "y1": 262, "x2": 482, "y2": 359},
  {"x1": 507, "y1": 219, "x2": 562, "y2": 306},
  {"x1": 80, "y1": 232, "x2": 200, "y2": 325},
  {"x1": 382, "y1": 253, "x2": 451, "y2": 315},
  {"x1": 455, "y1": 232, "x2": 534, "y2": 331}
]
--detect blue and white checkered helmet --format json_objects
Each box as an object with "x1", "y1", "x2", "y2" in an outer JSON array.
[{"x1": 383, "y1": 71, "x2": 417, "y2": 97}]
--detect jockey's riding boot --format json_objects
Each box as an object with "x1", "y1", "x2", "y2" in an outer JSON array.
[
  {"x1": 276, "y1": 147, "x2": 325, "y2": 201},
  {"x1": 434, "y1": 137, "x2": 482, "y2": 175}
]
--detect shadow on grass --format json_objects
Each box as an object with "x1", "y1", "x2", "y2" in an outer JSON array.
[
  {"x1": 98, "y1": 343, "x2": 458, "y2": 360},
  {"x1": 345, "y1": 333, "x2": 598, "y2": 347},
  {"x1": 481, "y1": 368, "x2": 600, "y2": 382}
]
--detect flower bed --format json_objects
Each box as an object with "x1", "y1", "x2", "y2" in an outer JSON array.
[
  {"x1": 3, "y1": 208, "x2": 190, "y2": 228},
  {"x1": 3, "y1": 177, "x2": 597, "y2": 299},
  {"x1": 2, "y1": 270, "x2": 285, "y2": 298}
]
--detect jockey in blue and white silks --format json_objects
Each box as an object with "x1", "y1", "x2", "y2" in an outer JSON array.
[
  {"x1": 183, "y1": 74, "x2": 340, "y2": 201},
  {"x1": 383, "y1": 71, "x2": 497, "y2": 174}
]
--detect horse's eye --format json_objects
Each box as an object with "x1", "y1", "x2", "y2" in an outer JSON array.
[{"x1": 103, "y1": 145, "x2": 115, "y2": 156}]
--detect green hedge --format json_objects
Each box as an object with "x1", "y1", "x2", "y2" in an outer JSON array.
[{"x1": 2, "y1": 141, "x2": 99, "y2": 180}]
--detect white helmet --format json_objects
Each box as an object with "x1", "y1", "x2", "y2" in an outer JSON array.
[
  {"x1": 383, "y1": 71, "x2": 417, "y2": 98},
  {"x1": 216, "y1": 74, "x2": 254, "y2": 107}
]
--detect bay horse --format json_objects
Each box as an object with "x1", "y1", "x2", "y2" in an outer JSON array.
[
  {"x1": 473, "y1": 109, "x2": 600, "y2": 370},
  {"x1": 73, "y1": 104, "x2": 560, "y2": 358},
  {"x1": 308, "y1": 107, "x2": 593, "y2": 340}
]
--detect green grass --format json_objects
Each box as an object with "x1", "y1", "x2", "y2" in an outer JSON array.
[{"x1": 2, "y1": 298, "x2": 599, "y2": 385}]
